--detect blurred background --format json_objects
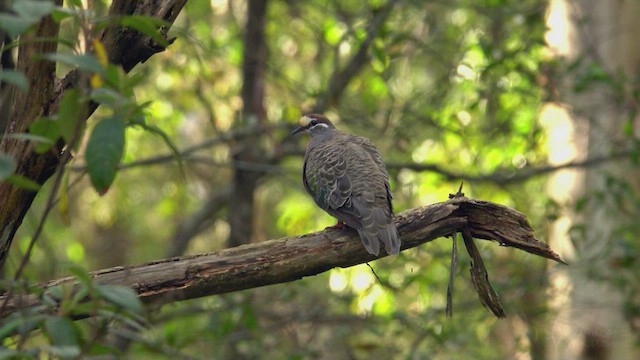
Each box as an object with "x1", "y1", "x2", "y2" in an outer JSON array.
[{"x1": 4, "y1": 0, "x2": 640, "y2": 359}]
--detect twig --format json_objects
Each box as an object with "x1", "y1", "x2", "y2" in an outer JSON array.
[
  {"x1": 1, "y1": 63, "x2": 91, "y2": 313},
  {"x1": 366, "y1": 262, "x2": 384, "y2": 288},
  {"x1": 0, "y1": 149, "x2": 72, "y2": 315},
  {"x1": 70, "y1": 139, "x2": 633, "y2": 186},
  {"x1": 461, "y1": 225, "x2": 506, "y2": 318},
  {"x1": 387, "y1": 150, "x2": 632, "y2": 184},
  {"x1": 446, "y1": 231, "x2": 458, "y2": 318}
]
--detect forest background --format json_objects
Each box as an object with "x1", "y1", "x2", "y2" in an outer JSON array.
[{"x1": 1, "y1": 0, "x2": 639, "y2": 359}]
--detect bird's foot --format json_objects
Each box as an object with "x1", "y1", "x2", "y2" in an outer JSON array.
[{"x1": 325, "y1": 220, "x2": 348, "y2": 230}]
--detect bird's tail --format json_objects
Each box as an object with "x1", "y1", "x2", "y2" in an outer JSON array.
[{"x1": 357, "y1": 221, "x2": 401, "y2": 256}]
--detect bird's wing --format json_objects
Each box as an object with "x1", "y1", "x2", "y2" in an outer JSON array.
[
  {"x1": 355, "y1": 136, "x2": 394, "y2": 214},
  {"x1": 304, "y1": 140, "x2": 363, "y2": 229}
]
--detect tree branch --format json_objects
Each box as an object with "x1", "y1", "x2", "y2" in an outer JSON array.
[
  {"x1": 386, "y1": 150, "x2": 632, "y2": 184},
  {"x1": 311, "y1": 0, "x2": 398, "y2": 113},
  {"x1": 72, "y1": 136, "x2": 632, "y2": 186},
  {"x1": 0, "y1": 197, "x2": 564, "y2": 318}
]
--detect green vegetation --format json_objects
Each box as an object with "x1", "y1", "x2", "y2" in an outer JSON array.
[{"x1": 1, "y1": 0, "x2": 638, "y2": 358}]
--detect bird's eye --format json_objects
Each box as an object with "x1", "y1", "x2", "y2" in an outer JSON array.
[{"x1": 309, "y1": 119, "x2": 318, "y2": 127}]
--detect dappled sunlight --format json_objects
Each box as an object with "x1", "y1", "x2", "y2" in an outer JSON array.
[
  {"x1": 275, "y1": 192, "x2": 330, "y2": 235},
  {"x1": 5, "y1": 0, "x2": 630, "y2": 358},
  {"x1": 357, "y1": 284, "x2": 384, "y2": 315},
  {"x1": 65, "y1": 242, "x2": 85, "y2": 263}
]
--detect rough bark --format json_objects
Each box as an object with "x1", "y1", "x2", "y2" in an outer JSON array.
[
  {"x1": 0, "y1": 0, "x2": 64, "y2": 270},
  {"x1": 0, "y1": 0, "x2": 14, "y2": 132},
  {"x1": 0, "y1": 197, "x2": 563, "y2": 318},
  {"x1": 0, "y1": 0, "x2": 188, "y2": 270}
]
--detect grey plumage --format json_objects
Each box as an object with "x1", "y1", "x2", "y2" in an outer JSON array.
[{"x1": 291, "y1": 114, "x2": 401, "y2": 256}]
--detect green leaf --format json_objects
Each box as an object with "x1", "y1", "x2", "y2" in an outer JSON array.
[
  {"x1": 66, "y1": 264, "x2": 92, "y2": 287},
  {"x1": 0, "y1": 314, "x2": 45, "y2": 340},
  {"x1": 44, "y1": 53, "x2": 105, "y2": 74},
  {"x1": 90, "y1": 87, "x2": 128, "y2": 108},
  {"x1": 3, "y1": 132, "x2": 54, "y2": 144},
  {"x1": 133, "y1": 120, "x2": 184, "y2": 173},
  {"x1": 0, "y1": 13, "x2": 32, "y2": 38},
  {"x1": 0, "y1": 1, "x2": 55, "y2": 38},
  {"x1": 5, "y1": 174, "x2": 42, "y2": 191},
  {"x1": 0, "y1": 69, "x2": 29, "y2": 92},
  {"x1": 45, "y1": 285, "x2": 65, "y2": 302},
  {"x1": 96, "y1": 284, "x2": 143, "y2": 314},
  {"x1": 86, "y1": 342, "x2": 119, "y2": 356},
  {"x1": 44, "y1": 316, "x2": 78, "y2": 347},
  {"x1": 41, "y1": 345, "x2": 81, "y2": 359},
  {"x1": 70, "y1": 284, "x2": 89, "y2": 307},
  {"x1": 103, "y1": 63, "x2": 122, "y2": 88},
  {"x1": 29, "y1": 118, "x2": 60, "y2": 153},
  {"x1": 51, "y1": 7, "x2": 76, "y2": 22},
  {"x1": 0, "y1": 317, "x2": 24, "y2": 340},
  {"x1": 57, "y1": 89, "x2": 83, "y2": 143},
  {"x1": 85, "y1": 115, "x2": 126, "y2": 194},
  {"x1": 119, "y1": 15, "x2": 169, "y2": 47},
  {"x1": 13, "y1": 0, "x2": 55, "y2": 21},
  {"x1": 0, "y1": 153, "x2": 16, "y2": 181}
]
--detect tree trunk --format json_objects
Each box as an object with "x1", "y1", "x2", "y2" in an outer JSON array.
[
  {"x1": 545, "y1": 0, "x2": 640, "y2": 358},
  {"x1": 0, "y1": 0, "x2": 64, "y2": 269},
  {"x1": 0, "y1": 0, "x2": 188, "y2": 270},
  {"x1": 228, "y1": 0, "x2": 269, "y2": 248}
]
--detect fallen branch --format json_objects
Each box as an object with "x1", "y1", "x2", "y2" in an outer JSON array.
[{"x1": 0, "y1": 196, "x2": 564, "y2": 318}]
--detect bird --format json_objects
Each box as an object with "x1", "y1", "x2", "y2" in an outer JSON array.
[{"x1": 291, "y1": 113, "x2": 401, "y2": 256}]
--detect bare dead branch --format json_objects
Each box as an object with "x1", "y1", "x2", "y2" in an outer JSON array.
[
  {"x1": 461, "y1": 225, "x2": 506, "y2": 318},
  {"x1": 0, "y1": 196, "x2": 564, "y2": 319},
  {"x1": 446, "y1": 231, "x2": 458, "y2": 318}
]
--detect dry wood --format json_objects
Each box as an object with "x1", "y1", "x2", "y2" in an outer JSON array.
[{"x1": 0, "y1": 196, "x2": 564, "y2": 318}]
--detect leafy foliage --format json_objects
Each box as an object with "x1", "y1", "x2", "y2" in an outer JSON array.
[
  {"x1": 0, "y1": 0, "x2": 55, "y2": 38},
  {"x1": 2, "y1": 0, "x2": 638, "y2": 358},
  {"x1": 0, "y1": 266, "x2": 144, "y2": 359}
]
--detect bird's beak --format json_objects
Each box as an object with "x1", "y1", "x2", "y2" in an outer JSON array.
[{"x1": 290, "y1": 126, "x2": 305, "y2": 136}]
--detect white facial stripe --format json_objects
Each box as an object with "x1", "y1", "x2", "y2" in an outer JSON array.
[{"x1": 310, "y1": 123, "x2": 329, "y2": 130}]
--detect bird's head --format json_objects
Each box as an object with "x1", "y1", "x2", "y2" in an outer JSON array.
[{"x1": 291, "y1": 114, "x2": 336, "y2": 136}]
